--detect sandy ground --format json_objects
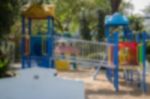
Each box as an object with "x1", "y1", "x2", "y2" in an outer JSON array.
[{"x1": 58, "y1": 68, "x2": 150, "y2": 99}]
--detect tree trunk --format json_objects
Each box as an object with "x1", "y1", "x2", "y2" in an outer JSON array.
[
  {"x1": 79, "y1": 12, "x2": 91, "y2": 40},
  {"x1": 110, "y1": 0, "x2": 122, "y2": 14},
  {"x1": 97, "y1": 9, "x2": 106, "y2": 40}
]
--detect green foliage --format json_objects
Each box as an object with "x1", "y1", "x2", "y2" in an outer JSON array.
[
  {"x1": 21, "y1": 0, "x2": 111, "y2": 40},
  {"x1": 50, "y1": 0, "x2": 111, "y2": 40},
  {"x1": 143, "y1": 4, "x2": 150, "y2": 14},
  {"x1": 0, "y1": 59, "x2": 9, "y2": 72},
  {"x1": 143, "y1": 4, "x2": 150, "y2": 33},
  {"x1": 119, "y1": 1, "x2": 134, "y2": 15},
  {"x1": 0, "y1": 50, "x2": 10, "y2": 77},
  {"x1": 0, "y1": 0, "x2": 20, "y2": 38},
  {"x1": 147, "y1": 42, "x2": 150, "y2": 55},
  {"x1": 79, "y1": 15, "x2": 91, "y2": 40},
  {"x1": 128, "y1": 15, "x2": 144, "y2": 33},
  {"x1": 0, "y1": 0, "x2": 20, "y2": 77},
  {"x1": 147, "y1": 41, "x2": 150, "y2": 62}
]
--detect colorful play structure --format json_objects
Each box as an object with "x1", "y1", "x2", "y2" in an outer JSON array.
[
  {"x1": 21, "y1": 4, "x2": 147, "y2": 92},
  {"x1": 21, "y1": 4, "x2": 55, "y2": 68},
  {"x1": 104, "y1": 13, "x2": 147, "y2": 92}
]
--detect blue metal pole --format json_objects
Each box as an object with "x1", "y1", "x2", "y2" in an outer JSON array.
[
  {"x1": 48, "y1": 17, "x2": 51, "y2": 36},
  {"x1": 47, "y1": 16, "x2": 54, "y2": 68},
  {"x1": 123, "y1": 26, "x2": 132, "y2": 41},
  {"x1": 106, "y1": 38, "x2": 113, "y2": 82},
  {"x1": 136, "y1": 34, "x2": 140, "y2": 43},
  {"x1": 105, "y1": 26, "x2": 109, "y2": 38},
  {"x1": 106, "y1": 69, "x2": 113, "y2": 82},
  {"x1": 28, "y1": 18, "x2": 32, "y2": 68},
  {"x1": 130, "y1": 70, "x2": 134, "y2": 82},
  {"x1": 141, "y1": 32, "x2": 147, "y2": 92},
  {"x1": 113, "y1": 32, "x2": 119, "y2": 93},
  {"x1": 47, "y1": 16, "x2": 51, "y2": 68},
  {"x1": 51, "y1": 17, "x2": 55, "y2": 68},
  {"x1": 21, "y1": 16, "x2": 25, "y2": 69},
  {"x1": 105, "y1": 28, "x2": 113, "y2": 82}
]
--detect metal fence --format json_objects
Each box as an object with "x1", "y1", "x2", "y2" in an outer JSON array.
[{"x1": 54, "y1": 36, "x2": 115, "y2": 68}]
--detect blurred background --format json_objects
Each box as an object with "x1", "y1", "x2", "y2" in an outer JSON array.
[{"x1": 0, "y1": 0, "x2": 150, "y2": 76}]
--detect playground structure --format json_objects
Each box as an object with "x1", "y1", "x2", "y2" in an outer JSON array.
[
  {"x1": 21, "y1": 4, "x2": 55, "y2": 68},
  {"x1": 21, "y1": 4, "x2": 110, "y2": 70},
  {"x1": 103, "y1": 13, "x2": 147, "y2": 92},
  {"x1": 20, "y1": 4, "x2": 147, "y2": 92}
]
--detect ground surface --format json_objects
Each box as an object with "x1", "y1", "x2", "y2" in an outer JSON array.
[{"x1": 58, "y1": 68, "x2": 150, "y2": 99}]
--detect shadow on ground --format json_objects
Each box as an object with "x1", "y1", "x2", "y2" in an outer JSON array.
[{"x1": 86, "y1": 80, "x2": 150, "y2": 97}]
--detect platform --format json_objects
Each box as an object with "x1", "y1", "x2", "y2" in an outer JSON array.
[{"x1": 0, "y1": 67, "x2": 85, "y2": 99}]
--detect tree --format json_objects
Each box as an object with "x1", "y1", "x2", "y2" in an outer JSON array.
[
  {"x1": 129, "y1": 15, "x2": 144, "y2": 33},
  {"x1": 143, "y1": 4, "x2": 150, "y2": 33},
  {"x1": 21, "y1": 0, "x2": 110, "y2": 40},
  {"x1": 0, "y1": 0, "x2": 20, "y2": 39},
  {"x1": 119, "y1": 1, "x2": 134, "y2": 15},
  {"x1": 0, "y1": 0, "x2": 111, "y2": 40},
  {"x1": 51, "y1": 0, "x2": 111, "y2": 40},
  {"x1": 109, "y1": 0, "x2": 122, "y2": 14},
  {"x1": 96, "y1": 9, "x2": 107, "y2": 40},
  {"x1": 143, "y1": 4, "x2": 150, "y2": 60},
  {"x1": 79, "y1": 9, "x2": 91, "y2": 40},
  {"x1": 143, "y1": 4, "x2": 150, "y2": 15},
  {"x1": 0, "y1": 0, "x2": 20, "y2": 77}
]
